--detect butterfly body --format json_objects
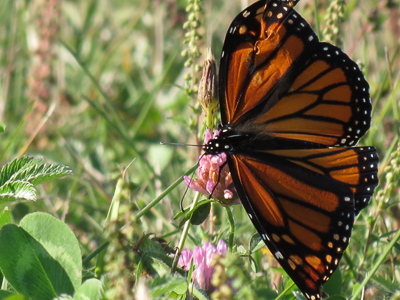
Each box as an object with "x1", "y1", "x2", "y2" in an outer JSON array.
[{"x1": 203, "y1": 1, "x2": 379, "y2": 299}]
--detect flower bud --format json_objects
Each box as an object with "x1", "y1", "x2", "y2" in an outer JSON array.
[{"x1": 198, "y1": 49, "x2": 218, "y2": 131}]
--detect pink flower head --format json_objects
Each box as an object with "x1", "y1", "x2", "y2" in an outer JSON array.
[
  {"x1": 184, "y1": 129, "x2": 240, "y2": 206},
  {"x1": 178, "y1": 240, "x2": 228, "y2": 292}
]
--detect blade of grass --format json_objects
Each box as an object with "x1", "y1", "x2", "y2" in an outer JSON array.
[
  {"x1": 0, "y1": 102, "x2": 34, "y2": 162},
  {"x1": 312, "y1": 0, "x2": 322, "y2": 40},
  {"x1": 19, "y1": 102, "x2": 55, "y2": 156},
  {"x1": 367, "y1": 44, "x2": 399, "y2": 142},
  {"x1": 0, "y1": 1, "x2": 17, "y2": 121},
  {"x1": 350, "y1": 228, "x2": 400, "y2": 300},
  {"x1": 385, "y1": 47, "x2": 399, "y2": 121}
]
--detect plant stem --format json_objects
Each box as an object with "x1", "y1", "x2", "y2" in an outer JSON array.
[
  {"x1": 171, "y1": 192, "x2": 201, "y2": 273},
  {"x1": 225, "y1": 206, "x2": 235, "y2": 252}
]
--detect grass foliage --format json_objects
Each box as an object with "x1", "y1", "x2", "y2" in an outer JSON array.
[{"x1": 0, "y1": 0, "x2": 399, "y2": 299}]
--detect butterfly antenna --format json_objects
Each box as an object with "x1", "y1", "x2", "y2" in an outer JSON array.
[
  {"x1": 162, "y1": 140, "x2": 206, "y2": 212},
  {"x1": 180, "y1": 170, "x2": 196, "y2": 212},
  {"x1": 208, "y1": 160, "x2": 228, "y2": 200},
  {"x1": 160, "y1": 141, "x2": 205, "y2": 147}
]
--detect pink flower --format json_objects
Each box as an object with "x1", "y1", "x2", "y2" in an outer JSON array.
[
  {"x1": 184, "y1": 129, "x2": 240, "y2": 206},
  {"x1": 178, "y1": 248, "x2": 192, "y2": 271},
  {"x1": 178, "y1": 241, "x2": 228, "y2": 292}
]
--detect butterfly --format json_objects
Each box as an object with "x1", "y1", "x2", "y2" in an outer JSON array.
[{"x1": 203, "y1": 0, "x2": 379, "y2": 299}]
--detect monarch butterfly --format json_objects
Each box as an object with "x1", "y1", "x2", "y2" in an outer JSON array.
[{"x1": 202, "y1": 0, "x2": 379, "y2": 299}]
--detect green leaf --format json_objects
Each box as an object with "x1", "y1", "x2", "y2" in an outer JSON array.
[
  {"x1": 0, "y1": 157, "x2": 72, "y2": 206},
  {"x1": 323, "y1": 268, "x2": 342, "y2": 296},
  {"x1": 73, "y1": 279, "x2": 103, "y2": 300},
  {"x1": 0, "y1": 122, "x2": 6, "y2": 133},
  {"x1": 237, "y1": 245, "x2": 247, "y2": 255},
  {"x1": 137, "y1": 236, "x2": 172, "y2": 277},
  {"x1": 176, "y1": 200, "x2": 211, "y2": 227},
  {"x1": 249, "y1": 233, "x2": 263, "y2": 254},
  {"x1": 248, "y1": 255, "x2": 258, "y2": 273},
  {"x1": 0, "y1": 181, "x2": 36, "y2": 203},
  {"x1": 9, "y1": 162, "x2": 72, "y2": 186},
  {"x1": 134, "y1": 235, "x2": 185, "y2": 277},
  {"x1": 0, "y1": 207, "x2": 11, "y2": 229},
  {"x1": 3, "y1": 295, "x2": 27, "y2": 300},
  {"x1": 20, "y1": 212, "x2": 82, "y2": 292},
  {"x1": 0, "y1": 290, "x2": 17, "y2": 299},
  {"x1": 325, "y1": 296, "x2": 346, "y2": 300},
  {"x1": 173, "y1": 209, "x2": 185, "y2": 220},
  {"x1": 393, "y1": 241, "x2": 400, "y2": 252},
  {"x1": 151, "y1": 276, "x2": 187, "y2": 297},
  {"x1": 351, "y1": 282, "x2": 360, "y2": 297},
  {"x1": 255, "y1": 288, "x2": 279, "y2": 299},
  {"x1": 0, "y1": 224, "x2": 58, "y2": 300},
  {"x1": 0, "y1": 157, "x2": 41, "y2": 186},
  {"x1": 190, "y1": 201, "x2": 211, "y2": 225},
  {"x1": 371, "y1": 274, "x2": 399, "y2": 292}
]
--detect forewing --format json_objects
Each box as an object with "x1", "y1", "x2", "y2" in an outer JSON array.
[
  {"x1": 219, "y1": 0, "x2": 318, "y2": 125},
  {"x1": 220, "y1": 0, "x2": 371, "y2": 147}
]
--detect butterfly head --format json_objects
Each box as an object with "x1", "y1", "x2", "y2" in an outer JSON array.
[
  {"x1": 204, "y1": 125, "x2": 255, "y2": 156},
  {"x1": 203, "y1": 136, "x2": 231, "y2": 155},
  {"x1": 203, "y1": 125, "x2": 244, "y2": 155}
]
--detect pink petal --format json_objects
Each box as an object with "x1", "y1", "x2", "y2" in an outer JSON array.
[
  {"x1": 204, "y1": 129, "x2": 212, "y2": 144},
  {"x1": 193, "y1": 263, "x2": 207, "y2": 290},
  {"x1": 217, "y1": 240, "x2": 227, "y2": 254},
  {"x1": 178, "y1": 249, "x2": 193, "y2": 271}
]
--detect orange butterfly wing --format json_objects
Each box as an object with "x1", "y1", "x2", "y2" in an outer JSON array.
[
  {"x1": 207, "y1": 0, "x2": 379, "y2": 299},
  {"x1": 220, "y1": 1, "x2": 371, "y2": 148},
  {"x1": 228, "y1": 147, "x2": 378, "y2": 297}
]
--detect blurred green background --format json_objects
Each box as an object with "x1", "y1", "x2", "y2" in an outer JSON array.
[{"x1": 1, "y1": 0, "x2": 399, "y2": 298}]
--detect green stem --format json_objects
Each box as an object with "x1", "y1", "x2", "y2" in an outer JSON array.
[
  {"x1": 225, "y1": 207, "x2": 235, "y2": 252},
  {"x1": 171, "y1": 192, "x2": 201, "y2": 273},
  {"x1": 83, "y1": 240, "x2": 109, "y2": 266}
]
